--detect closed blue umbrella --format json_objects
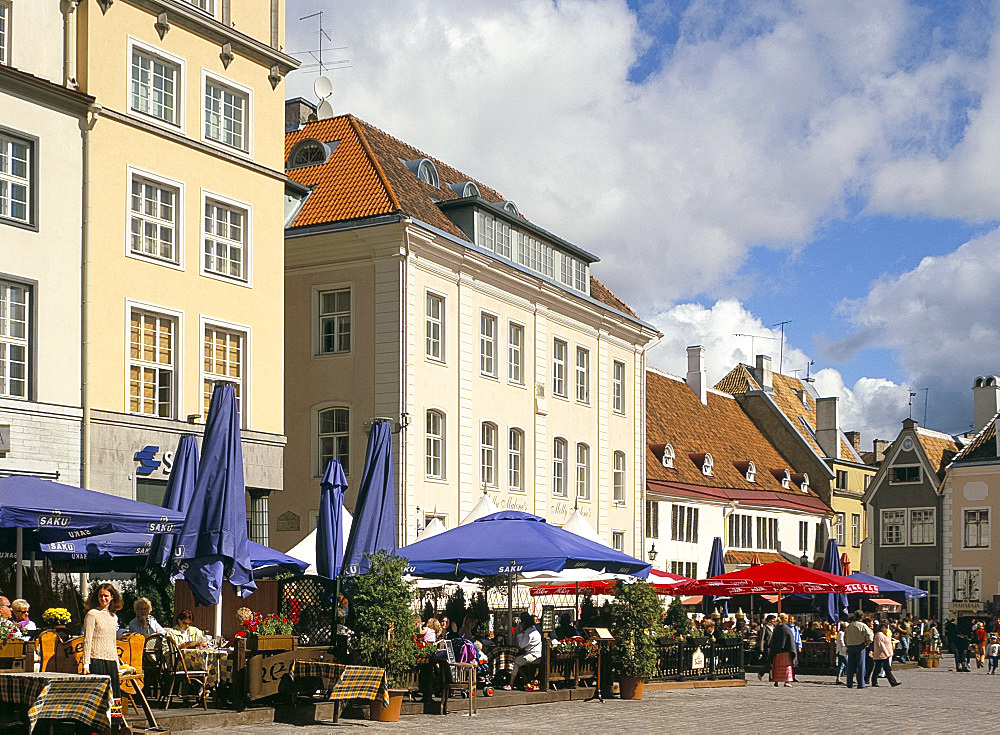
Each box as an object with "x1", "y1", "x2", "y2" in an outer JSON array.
[
  {"x1": 848, "y1": 572, "x2": 928, "y2": 600},
  {"x1": 148, "y1": 434, "x2": 199, "y2": 569},
  {"x1": 341, "y1": 420, "x2": 396, "y2": 577},
  {"x1": 172, "y1": 383, "x2": 255, "y2": 606},
  {"x1": 813, "y1": 538, "x2": 848, "y2": 622},
  {"x1": 317, "y1": 459, "x2": 348, "y2": 579},
  {"x1": 703, "y1": 537, "x2": 729, "y2": 618}
]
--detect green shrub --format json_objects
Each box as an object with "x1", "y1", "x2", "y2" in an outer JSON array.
[{"x1": 607, "y1": 581, "x2": 662, "y2": 679}]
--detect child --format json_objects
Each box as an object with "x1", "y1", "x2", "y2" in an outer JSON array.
[{"x1": 987, "y1": 635, "x2": 1000, "y2": 674}]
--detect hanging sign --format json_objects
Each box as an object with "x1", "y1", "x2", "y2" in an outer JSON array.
[{"x1": 691, "y1": 647, "x2": 705, "y2": 670}]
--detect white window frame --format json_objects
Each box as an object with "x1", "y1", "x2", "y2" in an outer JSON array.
[
  {"x1": 728, "y1": 513, "x2": 753, "y2": 548},
  {"x1": 611, "y1": 531, "x2": 625, "y2": 552},
  {"x1": 612, "y1": 359, "x2": 625, "y2": 415},
  {"x1": 187, "y1": 0, "x2": 215, "y2": 15},
  {"x1": 425, "y1": 409, "x2": 445, "y2": 480},
  {"x1": 552, "y1": 437, "x2": 567, "y2": 498},
  {"x1": 125, "y1": 301, "x2": 184, "y2": 419},
  {"x1": 425, "y1": 292, "x2": 444, "y2": 362},
  {"x1": 954, "y1": 568, "x2": 982, "y2": 602},
  {"x1": 661, "y1": 443, "x2": 675, "y2": 469},
  {"x1": 913, "y1": 576, "x2": 940, "y2": 620},
  {"x1": 127, "y1": 37, "x2": 185, "y2": 131},
  {"x1": 201, "y1": 69, "x2": 253, "y2": 156},
  {"x1": 201, "y1": 189, "x2": 251, "y2": 286},
  {"x1": 317, "y1": 287, "x2": 351, "y2": 355},
  {"x1": 612, "y1": 450, "x2": 626, "y2": 505},
  {"x1": 880, "y1": 508, "x2": 906, "y2": 546},
  {"x1": 889, "y1": 464, "x2": 922, "y2": 484},
  {"x1": 909, "y1": 507, "x2": 935, "y2": 546},
  {"x1": 757, "y1": 516, "x2": 779, "y2": 550},
  {"x1": 481, "y1": 422, "x2": 497, "y2": 488},
  {"x1": 508, "y1": 321, "x2": 524, "y2": 385},
  {"x1": 963, "y1": 508, "x2": 990, "y2": 549},
  {"x1": 671, "y1": 504, "x2": 698, "y2": 544},
  {"x1": 575, "y1": 346, "x2": 590, "y2": 404},
  {"x1": 575, "y1": 443, "x2": 590, "y2": 501},
  {"x1": 200, "y1": 315, "x2": 251, "y2": 428},
  {"x1": 835, "y1": 512, "x2": 846, "y2": 547},
  {"x1": 125, "y1": 167, "x2": 184, "y2": 269},
  {"x1": 851, "y1": 513, "x2": 861, "y2": 548},
  {"x1": 0, "y1": 278, "x2": 30, "y2": 400},
  {"x1": 552, "y1": 338, "x2": 567, "y2": 397},
  {"x1": 0, "y1": 1, "x2": 10, "y2": 66},
  {"x1": 798, "y1": 521, "x2": 809, "y2": 553},
  {"x1": 480, "y1": 312, "x2": 497, "y2": 378},
  {"x1": 316, "y1": 405, "x2": 350, "y2": 476},
  {"x1": 0, "y1": 129, "x2": 33, "y2": 227},
  {"x1": 508, "y1": 427, "x2": 524, "y2": 493},
  {"x1": 645, "y1": 499, "x2": 659, "y2": 539}
]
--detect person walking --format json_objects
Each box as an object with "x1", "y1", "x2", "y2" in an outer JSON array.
[
  {"x1": 871, "y1": 622, "x2": 901, "y2": 687},
  {"x1": 766, "y1": 613, "x2": 797, "y2": 688},
  {"x1": 788, "y1": 615, "x2": 803, "y2": 682},
  {"x1": 844, "y1": 611, "x2": 874, "y2": 689},
  {"x1": 987, "y1": 635, "x2": 1000, "y2": 674},
  {"x1": 834, "y1": 622, "x2": 848, "y2": 685},
  {"x1": 896, "y1": 616, "x2": 912, "y2": 662},
  {"x1": 755, "y1": 615, "x2": 776, "y2": 681},
  {"x1": 974, "y1": 621, "x2": 987, "y2": 669}
]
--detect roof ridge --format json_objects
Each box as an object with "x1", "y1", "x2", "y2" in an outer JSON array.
[
  {"x1": 347, "y1": 115, "x2": 401, "y2": 212},
  {"x1": 915, "y1": 426, "x2": 961, "y2": 442},
  {"x1": 951, "y1": 410, "x2": 1000, "y2": 462},
  {"x1": 647, "y1": 366, "x2": 685, "y2": 382}
]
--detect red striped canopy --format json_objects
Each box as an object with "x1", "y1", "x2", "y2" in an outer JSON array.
[
  {"x1": 671, "y1": 561, "x2": 879, "y2": 596},
  {"x1": 529, "y1": 568, "x2": 689, "y2": 597}
]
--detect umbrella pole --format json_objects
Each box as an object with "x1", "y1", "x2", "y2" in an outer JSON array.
[
  {"x1": 15, "y1": 528, "x2": 22, "y2": 599},
  {"x1": 508, "y1": 571, "x2": 514, "y2": 646},
  {"x1": 214, "y1": 600, "x2": 223, "y2": 640},
  {"x1": 777, "y1": 592, "x2": 782, "y2": 615},
  {"x1": 575, "y1": 582, "x2": 580, "y2": 623}
]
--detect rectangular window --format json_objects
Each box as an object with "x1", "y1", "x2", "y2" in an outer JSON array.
[
  {"x1": 188, "y1": 0, "x2": 215, "y2": 13},
  {"x1": 910, "y1": 508, "x2": 935, "y2": 545},
  {"x1": 508, "y1": 429, "x2": 523, "y2": 493},
  {"x1": 815, "y1": 523, "x2": 825, "y2": 554},
  {"x1": 0, "y1": 280, "x2": 29, "y2": 399},
  {"x1": 851, "y1": 513, "x2": 861, "y2": 547},
  {"x1": 560, "y1": 253, "x2": 573, "y2": 286},
  {"x1": 129, "y1": 173, "x2": 178, "y2": 263},
  {"x1": 757, "y1": 517, "x2": 779, "y2": 550},
  {"x1": 574, "y1": 260, "x2": 587, "y2": 292},
  {"x1": 425, "y1": 293, "x2": 443, "y2": 360},
  {"x1": 128, "y1": 309, "x2": 174, "y2": 418},
  {"x1": 881, "y1": 509, "x2": 905, "y2": 546},
  {"x1": 799, "y1": 521, "x2": 809, "y2": 553},
  {"x1": 915, "y1": 577, "x2": 940, "y2": 620},
  {"x1": 954, "y1": 569, "x2": 981, "y2": 602},
  {"x1": 552, "y1": 339, "x2": 567, "y2": 397},
  {"x1": 964, "y1": 509, "x2": 990, "y2": 548},
  {"x1": 203, "y1": 198, "x2": 247, "y2": 280},
  {"x1": 835, "y1": 512, "x2": 846, "y2": 547},
  {"x1": 481, "y1": 423, "x2": 497, "y2": 487},
  {"x1": 645, "y1": 499, "x2": 658, "y2": 539},
  {"x1": 508, "y1": 323, "x2": 524, "y2": 384},
  {"x1": 476, "y1": 210, "x2": 512, "y2": 259},
  {"x1": 836, "y1": 469, "x2": 848, "y2": 489},
  {"x1": 131, "y1": 47, "x2": 179, "y2": 125},
  {"x1": 891, "y1": 465, "x2": 920, "y2": 483},
  {"x1": 480, "y1": 313, "x2": 497, "y2": 377},
  {"x1": 575, "y1": 347, "x2": 589, "y2": 403},
  {"x1": 203, "y1": 324, "x2": 244, "y2": 419},
  {"x1": 204, "y1": 78, "x2": 248, "y2": 151},
  {"x1": 0, "y1": 2, "x2": 9, "y2": 65},
  {"x1": 612, "y1": 360, "x2": 625, "y2": 415},
  {"x1": 728, "y1": 513, "x2": 753, "y2": 548},
  {"x1": 671, "y1": 505, "x2": 699, "y2": 544},
  {"x1": 671, "y1": 561, "x2": 697, "y2": 579},
  {"x1": 552, "y1": 438, "x2": 567, "y2": 498},
  {"x1": 318, "y1": 288, "x2": 351, "y2": 354},
  {"x1": 425, "y1": 411, "x2": 444, "y2": 479},
  {"x1": 576, "y1": 443, "x2": 590, "y2": 500},
  {"x1": 612, "y1": 451, "x2": 626, "y2": 504},
  {"x1": 317, "y1": 407, "x2": 349, "y2": 475},
  {"x1": 611, "y1": 531, "x2": 624, "y2": 552},
  {"x1": 0, "y1": 132, "x2": 31, "y2": 225}
]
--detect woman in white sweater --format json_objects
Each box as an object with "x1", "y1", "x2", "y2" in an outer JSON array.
[{"x1": 82, "y1": 583, "x2": 122, "y2": 700}]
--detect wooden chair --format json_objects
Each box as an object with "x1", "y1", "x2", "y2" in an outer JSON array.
[
  {"x1": 36, "y1": 630, "x2": 60, "y2": 672},
  {"x1": 163, "y1": 635, "x2": 209, "y2": 710},
  {"x1": 141, "y1": 633, "x2": 167, "y2": 701}
]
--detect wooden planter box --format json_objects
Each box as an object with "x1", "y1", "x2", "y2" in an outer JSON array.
[
  {"x1": 247, "y1": 634, "x2": 298, "y2": 651},
  {"x1": 0, "y1": 640, "x2": 33, "y2": 671}
]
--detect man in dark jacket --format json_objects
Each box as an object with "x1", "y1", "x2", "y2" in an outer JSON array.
[{"x1": 755, "y1": 614, "x2": 776, "y2": 680}]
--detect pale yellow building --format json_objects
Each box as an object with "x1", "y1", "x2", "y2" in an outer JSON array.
[{"x1": 280, "y1": 104, "x2": 659, "y2": 554}]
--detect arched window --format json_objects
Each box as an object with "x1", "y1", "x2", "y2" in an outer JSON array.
[
  {"x1": 404, "y1": 158, "x2": 440, "y2": 187},
  {"x1": 576, "y1": 443, "x2": 590, "y2": 501},
  {"x1": 481, "y1": 422, "x2": 497, "y2": 487},
  {"x1": 661, "y1": 443, "x2": 675, "y2": 469},
  {"x1": 318, "y1": 407, "x2": 349, "y2": 475},
  {"x1": 781, "y1": 469, "x2": 791, "y2": 489},
  {"x1": 800, "y1": 473, "x2": 810, "y2": 493},
  {"x1": 745, "y1": 460, "x2": 757, "y2": 483},
  {"x1": 449, "y1": 181, "x2": 480, "y2": 198},
  {"x1": 287, "y1": 138, "x2": 335, "y2": 169},
  {"x1": 509, "y1": 428, "x2": 524, "y2": 492},
  {"x1": 613, "y1": 451, "x2": 626, "y2": 504},
  {"x1": 503, "y1": 201, "x2": 519, "y2": 216},
  {"x1": 701, "y1": 452, "x2": 714, "y2": 477},
  {"x1": 425, "y1": 410, "x2": 444, "y2": 479},
  {"x1": 552, "y1": 438, "x2": 567, "y2": 498}
]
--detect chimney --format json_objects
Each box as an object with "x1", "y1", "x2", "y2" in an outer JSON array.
[
  {"x1": 973, "y1": 376, "x2": 1000, "y2": 433},
  {"x1": 872, "y1": 439, "x2": 889, "y2": 463},
  {"x1": 686, "y1": 345, "x2": 707, "y2": 405},
  {"x1": 753, "y1": 354, "x2": 773, "y2": 392},
  {"x1": 845, "y1": 431, "x2": 862, "y2": 455},
  {"x1": 815, "y1": 397, "x2": 841, "y2": 459},
  {"x1": 285, "y1": 98, "x2": 317, "y2": 130}
]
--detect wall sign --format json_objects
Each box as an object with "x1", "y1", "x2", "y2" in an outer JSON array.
[
  {"x1": 691, "y1": 647, "x2": 705, "y2": 670},
  {"x1": 133, "y1": 445, "x2": 174, "y2": 477}
]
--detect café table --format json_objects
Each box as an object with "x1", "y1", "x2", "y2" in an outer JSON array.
[
  {"x1": 0, "y1": 671, "x2": 112, "y2": 733},
  {"x1": 180, "y1": 647, "x2": 232, "y2": 690},
  {"x1": 291, "y1": 661, "x2": 388, "y2": 722}
]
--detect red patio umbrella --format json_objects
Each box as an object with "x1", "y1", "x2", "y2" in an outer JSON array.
[{"x1": 529, "y1": 568, "x2": 689, "y2": 597}]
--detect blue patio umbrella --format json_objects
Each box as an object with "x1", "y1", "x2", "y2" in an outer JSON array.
[
  {"x1": 848, "y1": 572, "x2": 928, "y2": 600},
  {"x1": 148, "y1": 434, "x2": 199, "y2": 569},
  {"x1": 341, "y1": 421, "x2": 396, "y2": 577},
  {"x1": 316, "y1": 459, "x2": 348, "y2": 579},
  {"x1": 172, "y1": 383, "x2": 255, "y2": 607},
  {"x1": 813, "y1": 538, "x2": 848, "y2": 623},
  {"x1": 702, "y1": 537, "x2": 729, "y2": 618}
]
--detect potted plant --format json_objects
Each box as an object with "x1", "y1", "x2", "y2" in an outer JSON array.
[
  {"x1": 41, "y1": 607, "x2": 72, "y2": 630},
  {"x1": 607, "y1": 581, "x2": 662, "y2": 700},
  {"x1": 242, "y1": 612, "x2": 296, "y2": 651},
  {"x1": 345, "y1": 550, "x2": 418, "y2": 723}
]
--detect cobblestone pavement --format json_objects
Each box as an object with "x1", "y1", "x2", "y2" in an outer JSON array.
[{"x1": 192, "y1": 663, "x2": 998, "y2": 734}]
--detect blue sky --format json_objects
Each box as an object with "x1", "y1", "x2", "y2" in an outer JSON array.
[{"x1": 285, "y1": 1, "x2": 1000, "y2": 442}]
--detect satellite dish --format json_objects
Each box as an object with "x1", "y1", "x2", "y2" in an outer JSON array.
[
  {"x1": 316, "y1": 100, "x2": 334, "y2": 120},
  {"x1": 313, "y1": 75, "x2": 333, "y2": 101}
]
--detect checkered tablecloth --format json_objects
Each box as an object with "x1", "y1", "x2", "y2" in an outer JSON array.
[
  {"x1": 292, "y1": 661, "x2": 388, "y2": 708},
  {"x1": 180, "y1": 648, "x2": 231, "y2": 689},
  {"x1": 0, "y1": 672, "x2": 112, "y2": 733}
]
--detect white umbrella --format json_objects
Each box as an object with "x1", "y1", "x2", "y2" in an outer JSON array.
[
  {"x1": 460, "y1": 492, "x2": 498, "y2": 525},
  {"x1": 417, "y1": 517, "x2": 447, "y2": 540},
  {"x1": 287, "y1": 509, "x2": 353, "y2": 576}
]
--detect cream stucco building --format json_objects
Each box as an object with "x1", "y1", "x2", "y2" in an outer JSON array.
[{"x1": 280, "y1": 104, "x2": 658, "y2": 554}]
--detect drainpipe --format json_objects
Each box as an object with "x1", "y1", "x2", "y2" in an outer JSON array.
[
  {"x1": 62, "y1": 1, "x2": 79, "y2": 89},
  {"x1": 81, "y1": 103, "x2": 101, "y2": 491}
]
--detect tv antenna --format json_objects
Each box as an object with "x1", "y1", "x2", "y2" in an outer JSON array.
[
  {"x1": 733, "y1": 333, "x2": 777, "y2": 360},
  {"x1": 921, "y1": 387, "x2": 930, "y2": 426},
  {"x1": 803, "y1": 360, "x2": 816, "y2": 383},
  {"x1": 299, "y1": 11, "x2": 334, "y2": 75},
  {"x1": 771, "y1": 320, "x2": 792, "y2": 374}
]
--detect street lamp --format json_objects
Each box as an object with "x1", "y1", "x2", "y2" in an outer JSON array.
[
  {"x1": 799, "y1": 552, "x2": 809, "y2": 567},
  {"x1": 648, "y1": 544, "x2": 658, "y2": 562}
]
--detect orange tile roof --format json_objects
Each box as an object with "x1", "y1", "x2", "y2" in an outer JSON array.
[
  {"x1": 913, "y1": 428, "x2": 963, "y2": 479},
  {"x1": 285, "y1": 114, "x2": 637, "y2": 317},
  {"x1": 952, "y1": 416, "x2": 999, "y2": 463},
  {"x1": 646, "y1": 369, "x2": 823, "y2": 500},
  {"x1": 724, "y1": 550, "x2": 786, "y2": 565}
]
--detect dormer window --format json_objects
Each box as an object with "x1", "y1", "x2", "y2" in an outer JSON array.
[
  {"x1": 800, "y1": 473, "x2": 810, "y2": 493},
  {"x1": 661, "y1": 444, "x2": 675, "y2": 469},
  {"x1": 745, "y1": 460, "x2": 756, "y2": 482},
  {"x1": 287, "y1": 138, "x2": 337, "y2": 169},
  {"x1": 702, "y1": 453, "x2": 714, "y2": 477},
  {"x1": 404, "y1": 158, "x2": 440, "y2": 187},
  {"x1": 503, "y1": 201, "x2": 519, "y2": 216},
  {"x1": 449, "y1": 181, "x2": 480, "y2": 198},
  {"x1": 781, "y1": 469, "x2": 791, "y2": 489}
]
